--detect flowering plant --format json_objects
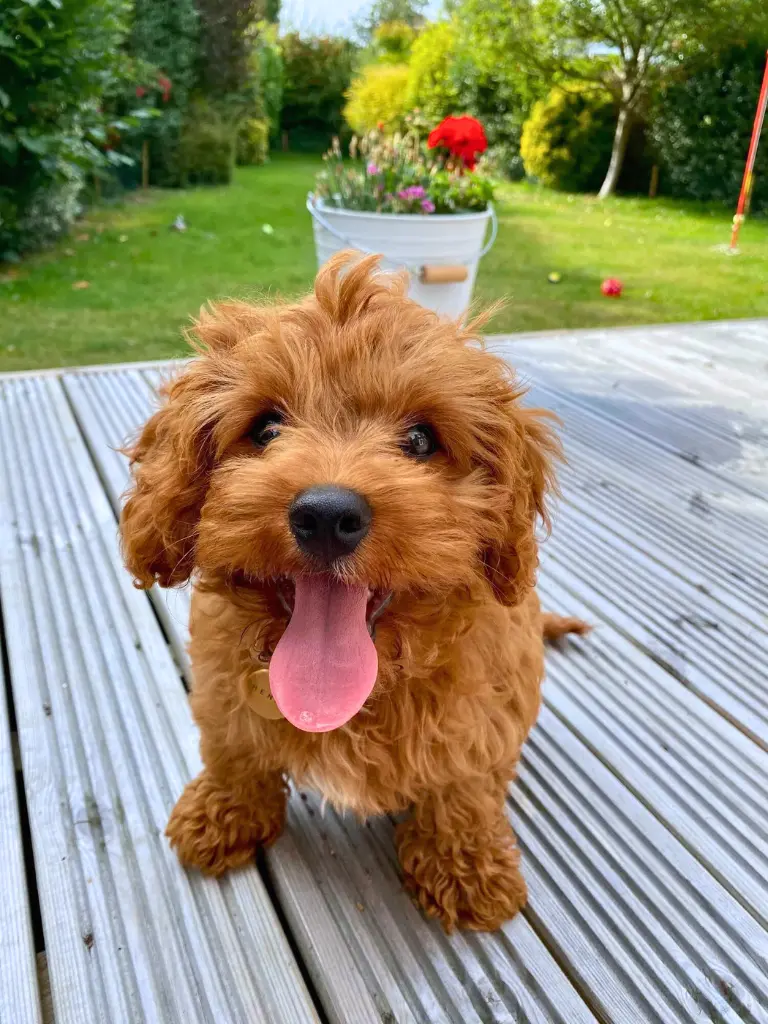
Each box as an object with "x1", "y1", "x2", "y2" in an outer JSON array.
[{"x1": 314, "y1": 116, "x2": 495, "y2": 216}]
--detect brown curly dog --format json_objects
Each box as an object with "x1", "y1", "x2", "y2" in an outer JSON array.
[{"x1": 120, "y1": 252, "x2": 587, "y2": 933}]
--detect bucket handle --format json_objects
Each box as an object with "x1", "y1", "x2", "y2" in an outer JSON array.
[{"x1": 306, "y1": 194, "x2": 498, "y2": 270}]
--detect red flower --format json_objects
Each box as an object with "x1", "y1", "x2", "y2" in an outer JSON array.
[
  {"x1": 157, "y1": 74, "x2": 172, "y2": 103},
  {"x1": 135, "y1": 85, "x2": 147, "y2": 98},
  {"x1": 428, "y1": 115, "x2": 487, "y2": 170}
]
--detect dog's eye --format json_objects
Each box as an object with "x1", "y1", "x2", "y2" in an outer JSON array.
[
  {"x1": 403, "y1": 423, "x2": 437, "y2": 459},
  {"x1": 249, "y1": 411, "x2": 283, "y2": 448}
]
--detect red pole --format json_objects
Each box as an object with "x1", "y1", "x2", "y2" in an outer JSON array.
[{"x1": 730, "y1": 49, "x2": 768, "y2": 251}]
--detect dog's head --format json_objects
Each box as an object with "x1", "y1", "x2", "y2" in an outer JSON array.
[{"x1": 121, "y1": 253, "x2": 559, "y2": 732}]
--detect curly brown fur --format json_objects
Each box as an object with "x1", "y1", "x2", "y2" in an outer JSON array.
[{"x1": 120, "y1": 252, "x2": 569, "y2": 932}]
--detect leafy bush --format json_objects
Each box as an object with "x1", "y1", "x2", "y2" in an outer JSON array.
[
  {"x1": 0, "y1": 0, "x2": 138, "y2": 257},
  {"x1": 196, "y1": 0, "x2": 264, "y2": 103},
  {"x1": 236, "y1": 117, "x2": 270, "y2": 165},
  {"x1": 252, "y1": 22, "x2": 283, "y2": 141},
  {"x1": 406, "y1": 21, "x2": 460, "y2": 122},
  {"x1": 521, "y1": 85, "x2": 616, "y2": 192},
  {"x1": 344, "y1": 65, "x2": 411, "y2": 134},
  {"x1": 371, "y1": 20, "x2": 416, "y2": 64},
  {"x1": 448, "y1": 51, "x2": 528, "y2": 181},
  {"x1": 650, "y1": 42, "x2": 768, "y2": 211},
  {"x1": 175, "y1": 102, "x2": 236, "y2": 185},
  {"x1": 281, "y1": 34, "x2": 357, "y2": 151},
  {"x1": 128, "y1": 0, "x2": 199, "y2": 187}
]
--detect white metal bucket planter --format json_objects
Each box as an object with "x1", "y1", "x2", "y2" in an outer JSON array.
[{"x1": 307, "y1": 195, "x2": 497, "y2": 320}]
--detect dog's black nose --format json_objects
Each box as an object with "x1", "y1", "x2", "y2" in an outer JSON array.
[{"x1": 289, "y1": 486, "x2": 371, "y2": 562}]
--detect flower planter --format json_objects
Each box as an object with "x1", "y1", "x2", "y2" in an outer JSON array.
[{"x1": 308, "y1": 197, "x2": 496, "y2": 320}]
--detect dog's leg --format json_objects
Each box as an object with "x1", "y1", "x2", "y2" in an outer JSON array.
[
  {"x1": 396, "y1": 776, "x2": 526, "y2": 932},
  {"x1": 166, "y1": 765, "x2": 287, "y2": 876}
]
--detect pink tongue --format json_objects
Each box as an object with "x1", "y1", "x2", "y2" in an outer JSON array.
[{"x1": 269, "y1": 577, "x2": 378, "y2": 733}]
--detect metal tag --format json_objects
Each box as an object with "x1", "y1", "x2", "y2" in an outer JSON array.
[{"x1": 247, "y1": 667, "x2": 285, "y2": 721}]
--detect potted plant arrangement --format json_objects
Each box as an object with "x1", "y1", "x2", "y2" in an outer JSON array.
[{"x1": 308, "y1": 116, "x2": 497, "y2": 318}]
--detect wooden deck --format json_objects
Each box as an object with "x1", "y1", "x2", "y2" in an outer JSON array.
[{"x1": 1, "y1": 318, "x2": 767, "y2": 1023}]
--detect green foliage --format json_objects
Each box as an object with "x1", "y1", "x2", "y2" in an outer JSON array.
[
  {"x1": 447, "y1": 5, "x2": 547, "y2": 181},
  {"x1": 521, "y1": 85, "x2": 615, "y2": 192},
  {"x1": 281, "y1": 34, "x2": 357, "y2": 151},
  {"x1": 344, "y1": 65, "x2": 411, "y2": 134},
  {"x1": 129, "y1": 0, "x2": 200, "y2": 186},
  {"x1": 175, "y1": 101, "x2": 236, "y2": 185},
  {"x1": 457, "y1": 0, "x2": 768, "y2": 195},
  {"x1": 236, "y1": 117, "x2": 269, "y2": 165},
  {"x1": 355, "y1": 0, "x2": 427, "y2": 43},
  {"x1": 252, "y1": 23, "x2": 283, "y2": 139},
  {"x1": 650, "y1": 42, "x2": 768, "y2": 212},
  {"x1": 195, "y1": 0, "x2": 265, "y2": 103},
  {"x1": 0, "y1": 0, "x2": 140, "y2": 257},
  {"x1": 406, "y1": 21, "x2": 460, "y2": 122},
  {"x1": 372, "y1": 21, "x2": 416, "y2": 64}
]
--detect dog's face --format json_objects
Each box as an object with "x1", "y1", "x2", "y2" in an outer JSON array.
[{"x1": 121, "y1": 253, "x2": 558, "y2": 732}]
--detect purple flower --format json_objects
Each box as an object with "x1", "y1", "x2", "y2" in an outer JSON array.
[
  {"x1": 409, "y1": 185, "x2": 426, "y2": 199},
  {"x1": 421, "y1": 199, "x2": 435, "y2": 214},
  {"x1": 397, "y1": 188, "x2": 410, "y2": 200},
  {"x1": 366, "y1": 162, "x2": 380, "y2": 175}
]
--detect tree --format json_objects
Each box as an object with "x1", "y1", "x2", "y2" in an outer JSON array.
[
  {"x1": 460, "y1": 0, "x2": 768, "y2": 197},
  {"x1": 195, "y1": 0, "x2": 268, "y2": 101},
  {"x1": 280, "y1": 34, "x2": 356, "y2": 150},
  {"x1": 354, "y1": 0, "x2": 427, "y2": 44}
]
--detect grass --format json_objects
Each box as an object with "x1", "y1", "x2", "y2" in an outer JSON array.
[{"x1": 2, "y1": 153, "x2": 768, "y2": 372}]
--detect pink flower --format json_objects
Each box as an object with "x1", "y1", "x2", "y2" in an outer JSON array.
[
  {"x1": 367, "y1": 162, "x2": 379, "y2": 175},
  {"x1": 397, "y1": 185, "x2": 427, "y2": 201},
  {"x1": 421, "y1": 199, "x2": 435, "y2": 214}
]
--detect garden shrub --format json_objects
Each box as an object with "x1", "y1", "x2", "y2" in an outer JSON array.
[
  {"x1": 175, "y1": 102, "x2": 236, "y2": 185},
  {"x1": 196, "y1": 0, "x2": 264, "y2": 101},
  {"x1": 344, "y1": 65, "x2": 411, "y2": 134},
  {"x1": 371, "y1": 21, "x2": 416, "y2": 64},
  {"x1": 406, "y1": 21, "x2": 460, "y2": 123},
  {"x1": 281, "y1": 34, "x2": 357, "y2": 151},
  {"x1": 649, "y1": 42, "x2": 768, "y2": 211},
  {"x1": 129, "y1": 0, "x2": 200, "y2": 187},
  {"x1": 236, "y1": 118, "x2": 270, "y2": 165},
  {"x1": 521, "y1": 85, "x2": 617, "y2": 192},
  {"x1": 252, "y1": 23, "x2": 284, "y2": 142},
  {"x1": 0, "y1": 0, "x2": 136, "y2": 257}
]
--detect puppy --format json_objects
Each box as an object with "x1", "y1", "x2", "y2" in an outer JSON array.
[{"x1": 120, "y1": 252, "x2": 585, "y2": 933}]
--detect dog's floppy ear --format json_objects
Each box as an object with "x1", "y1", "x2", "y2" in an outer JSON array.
[
  {"x1": 120, "y1": 368, "x2": 214, "y2": 589},
  {"x1": 482, "y1": 404, "x2": 561, "y2": 606},
  {"x1": 119, "y1": 301, "x2": 263, "y2": 588}
]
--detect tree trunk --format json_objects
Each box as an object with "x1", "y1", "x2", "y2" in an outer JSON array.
[{"x1": 599, "y1": 103, "x2": 633, "y2": 199}]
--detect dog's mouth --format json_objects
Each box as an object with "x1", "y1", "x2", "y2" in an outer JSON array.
[
  {"x1": 269, "y1": 576, "x2": 393, "y2": 734},
  {"x1": 276, "y1": 578, "x2": 392, "y2": 636}
]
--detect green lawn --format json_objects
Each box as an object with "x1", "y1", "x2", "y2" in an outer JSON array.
[{"x1": 2, "y1": 153, "x2": 768, "y2": 372}]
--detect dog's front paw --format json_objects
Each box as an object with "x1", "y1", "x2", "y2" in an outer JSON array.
[
  {"x1": 166, "y1": 771, "x2": 286, "y2": 876},
  {"x1": 396, "y1": 817, "x2": 527, "y2": 932}
]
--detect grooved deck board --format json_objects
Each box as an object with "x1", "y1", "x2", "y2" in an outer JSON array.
[{"x1": 0, "y1": 617, "x2": 42, "y2": 1024}]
